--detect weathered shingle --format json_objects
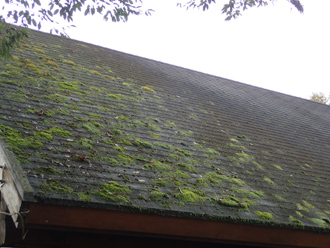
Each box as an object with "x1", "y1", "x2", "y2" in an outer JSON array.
[{"x1": 1, "y1": 28, "x2": 330, "y2": 232}]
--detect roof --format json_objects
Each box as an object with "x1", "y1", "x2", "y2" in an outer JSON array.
[{"x1": 1, "y1": 27, "x2": 330, "y2": 234}]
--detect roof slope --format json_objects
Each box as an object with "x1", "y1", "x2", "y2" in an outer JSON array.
[{"x1": 1, "y1": 28, "x2": 330, "y2": 232}]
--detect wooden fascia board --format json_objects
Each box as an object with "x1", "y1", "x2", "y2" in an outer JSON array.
[{"x1": 25, "y1": 203, "x2": 330, "y2": 248}]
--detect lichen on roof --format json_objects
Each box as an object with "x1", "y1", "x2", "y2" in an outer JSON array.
[{"x1": 1, "y1": 27, "x2": 330, "y2": 232}]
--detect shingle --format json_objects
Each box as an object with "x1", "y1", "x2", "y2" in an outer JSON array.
[{"x1": 0, "y1": 27, "x2": 330, "y2": 232}]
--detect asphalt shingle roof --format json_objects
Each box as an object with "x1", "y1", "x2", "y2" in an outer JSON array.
[{"x1": 1, "y1": 27, "x2": 330, "y2": 232}]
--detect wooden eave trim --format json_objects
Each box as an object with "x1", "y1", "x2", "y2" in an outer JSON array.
[{"x1": 24, "y1": 203, "x2": 330, "y2": 248}]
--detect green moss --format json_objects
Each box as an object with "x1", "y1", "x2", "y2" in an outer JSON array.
[
  {"x1": 147, "y1": 123, "x2": 162, "y2": 132},
  {"x1": 37, "y1": 167, "x2": 60, "y2": 174},
  {"x1": 289, "y1": 216, "x2": 302, "y2": 225},
  {"x1": 217, "y1": 196, "x2": 249, "y2": 208},
  {"x1": 89, "y1": 113, "x2": 102, "y2": 119},
  {"x1": 263, "y1": 176, "x2": 275, "y2": 185},
  {"x1": 287, "y1": 180, "x2": 295, "y2": 185},
  {"x1": 175, "y1": 170, "x2": 191, "y2": 179},
  {"x1": 160, "y1": 201, "x2": 171, "y2": 209},
  {"x1": 133, "y1": 139, "x2": 153, "y2": 148},
  {"x1": 206, "y1": 148, "x2": 220, "y2": 156},
  {"x1": 39, "y1": 180, "x2": 73, "y2": 194},
  {"x1": 91, "y1": 70, "x2": 102, "y2": 76},
  {"x1": 255, "y1": 211, "x2": 273, "y2": 220},
  {"x1": 303, "y1": 200, "x2": 314, "y2": 209},
  {"x1": 78, "y1": 192, "x2": 93, "y2": 202},
  {"x1": 98, "y1": 106, "x2": 110, "y2": 111},
  {"x1": 81, "y1": 98, "x2": 92, "y2": 104},
  {"x1": 175, "y1": 188, "x2": 205, "y2": 203},
  {"x1": 169, "y1": 153, "x2": 180, "y2": 161},
  {"x1": 119, "y1": 139, "x2": 132, "y2": 146},
  {"x1": 99, "y1": 157, "x2": 119, "y2": 166},
  {"x1": 145, "y1": 160, "x2": 172, "y2": 170},
  {"x1": 43, "y1": 93, "x2": 69, "y2": 103},
  {"x1": 92, "y1": 181, "x2": 131, "y2": 203},
  {"x1": 176, "y1": 163, "x2": 195, "y2": 172},
  {"x1": 274, "y1": 194, "x2": 286, "y2": 201},
  {"x1": 45, "y1": 110, "x2": 55, "y2": 116},
  {"x1": 101, "y1": 138, "x2": 114, "y2": 145},
  {"x1": 252, "y1": 161, "x2": 263, "y2": 169},
  {"x1": 164, "y1": 121, "x2": 176, "y2": 128},
  {"x1": 114, "y1": 146, "x2": 125, "y2": 152},
  {"x1": 296, "y1": 203, "x2": 309, "y2": 212},
  {"x1": 110, "y1": 129, "x2": 122, "y2": 135},
  {"x1": 33, "y1": 48, "x2": 45, "y2": 54},
  {"x1": 106, "y1": 94, "x2": 122, "y2": 100},
  {"x1": 251, "y1": 190, "x2": 265, "y2": 198},
  {"x1": 311, "y1": 218, "x2": 328, "y2": 228},
  {"x1": 116, "y1": 115, "x2": 130, "y2": 121},
  {"x1": 133, "y1": 119, "x2": 145, "y2": 126},
  {"x1": 49, "y1": 127, "x2": 71, "y2": 137},
  {"x1": 80, "y1": 138, "x2": 93, "y2": 149},
  {"x1": 0, "y1": 124, "x2": 43, "y2": 151},
  {"x1": 206, "y1": 172, "x2": 229, "y2": 184},
  {"x1": 176, "y1": 149, "x2": 192, "y2": 157},
  {"x1": 230, "y1": 178, "x2": 245, "y2": 187},
  {"x1": 296, "y1": 211, "x2": 304, "y2": 218},
  {"x1": 117, "y1": 153, "x2": 133, "y2": 164},
  {"x1": 63, "y1": 59, "x2": 75, "y2": 65},
  {"x1": 154, "y1": 142, "x2": 174, "y2": 150},
  {"x1": 34, "y1": 131, "x2": 53, "y2": 141},
  {"x1": 196, "y1": 178, "x2": 209, "y2": 188},
  {"x1": 1, "y1": 78, "x2": 20, "y2": 86},
  {"x1": 153, "y1": 178, "x2": 166, "y2": 186},
  {"x1": 83, "y1": 122, "x2": 102, "y2": 134},
  {"x1": 273, "y1": 164, "x2": 283, "y2": 170},
  {"x1": 150, "y1": 189, "x2": 169, "y2": 199},
  {"x1": 58, "y1": 81, "x2": 79, "y2": 90},
  {"x1": 178, "y1": 130, "x2": 193, "y2": 137},
  {"x1": 194, "y1": 143, "x2": 203, "y2": 149},
  {"x1": 148, "y1": 131, "x2": 161, "y2": 139},
  {"x1": 234, "y1": 152, "x2": 254, "y2": 163},
  {"x1": 123, "y1": 82, "x2": 134, "y2": 87},
  {"x1": 142, "y1": 86, "x2": 155, "y2": 93}
]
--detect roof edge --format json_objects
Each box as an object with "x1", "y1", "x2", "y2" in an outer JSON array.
[{"x1": 24, "y1": 203, "x2": 330, "y2": 248}]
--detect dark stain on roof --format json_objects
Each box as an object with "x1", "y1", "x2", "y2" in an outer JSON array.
[{"x1": 1, "y1": 28, "x2": 330, "y2": 232}]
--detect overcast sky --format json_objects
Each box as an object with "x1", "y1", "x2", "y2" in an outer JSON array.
[{"x1": 25, "y1": 1, "x2": 330, "y2": 100}]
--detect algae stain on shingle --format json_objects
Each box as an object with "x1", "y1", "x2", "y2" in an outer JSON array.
[{"x1": 141, "y1": 86, "x2": 155, "y2": 93}]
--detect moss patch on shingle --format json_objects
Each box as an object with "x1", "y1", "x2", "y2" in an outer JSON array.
[
  {"x1": 255, "y1": 211, "x2": 273, "y2": 220},
  {"x1": 174, "y1": 188, "x2": 206, "y2": 203},
  {"x1": 39, "y1": 180, "x2": 74, "y2": 194},
  {"x1": 92, "y1": 181, "x2": 131, "y2": 203}
]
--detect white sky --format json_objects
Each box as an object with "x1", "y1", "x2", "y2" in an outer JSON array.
[{"x1": 15, "y1": 0, "x2": 330, "y2": 99}]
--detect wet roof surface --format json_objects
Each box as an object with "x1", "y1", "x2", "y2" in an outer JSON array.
[{"x1": 1, "y1": 28, "x2": 330, "y2": 231}]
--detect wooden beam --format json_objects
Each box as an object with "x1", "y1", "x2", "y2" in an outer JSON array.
[
  {"x1": 25, "y1": 203, "x2": 330, "y2": 248},
  {"x1": 0, "y1": 194, "x2": 6, "y2": 245},
  {"x1": 0, "y1": 164, "x2": 22, "y2": 227}
]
